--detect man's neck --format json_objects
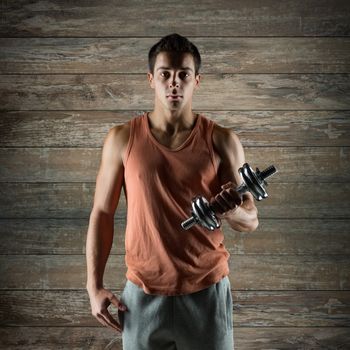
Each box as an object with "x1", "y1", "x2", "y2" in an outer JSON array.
[{"x1": 148, "y1": 108, "x2": 197, "y2": 136}]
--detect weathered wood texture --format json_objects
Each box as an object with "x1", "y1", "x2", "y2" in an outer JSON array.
[
  {"x1": 1, "y1": 182, "x2": 350, "y2": 219},
  {"x1": 1, "y1": 218, "x2": 350, "y2": 255},
  {"x1": 1, "y1": 74, "x2": 350, "y2": 110},
  {"x1": 1, "y1": 327, "x2": 349, "y2": 350},
  {"x1": 1, "y1": 0, "x2": 350, "y2": 37},
  {"x1": 1, "y1": 255, "x2": 350, "y2": 290},
  {"x1": 1, "y1": 146, "x2": 350, "y2": 182},
  {"x1": 1, "y1": 37, "x2": 350, "y2": 74},
  {"x1": 2, "y1": 288, "x2": 350, "y2": 326},
  {"x1": 1, "y1": 0, "x2": 350, "y2": 349},
  {"x1": 1, "y1": 111, "x2": 349, "y2": 147}
]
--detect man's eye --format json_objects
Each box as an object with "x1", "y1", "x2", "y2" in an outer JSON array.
[{"x1": 160, "y1": 72, "x2": 189, "y2": 78}]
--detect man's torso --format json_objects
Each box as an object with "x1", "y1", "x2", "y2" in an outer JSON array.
[{"x1": 118, "y1": 113, "x2": 226, "y2": 173}]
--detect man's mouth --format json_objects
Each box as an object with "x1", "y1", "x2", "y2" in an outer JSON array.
[{"x1": 167, "y1": 95, "x2": 182, "y2": 100}]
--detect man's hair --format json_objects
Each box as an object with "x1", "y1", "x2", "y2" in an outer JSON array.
[{"x1": 148, "y1": 33, "x2": 201, "y2": 76}]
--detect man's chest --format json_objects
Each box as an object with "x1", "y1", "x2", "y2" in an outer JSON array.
[{"x1": 150, "y1": 129, "x2": 192, "y2": 150}]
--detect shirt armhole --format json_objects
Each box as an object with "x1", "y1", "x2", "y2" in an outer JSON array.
[
  {"x1": 206, "y1": 120, "x2": 219, "y2": 173},
  {"x1": 123, "y1": 116, "x2": 135, "y2": 168}
]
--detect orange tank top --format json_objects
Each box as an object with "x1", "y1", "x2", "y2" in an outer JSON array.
[{"x1": 122, "y1": 111, "x2": 230, "y2": 296}]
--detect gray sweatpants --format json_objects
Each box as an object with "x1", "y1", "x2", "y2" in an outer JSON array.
[{"x1": 118, "y1": 275, "x2": 234, "y2": 350}]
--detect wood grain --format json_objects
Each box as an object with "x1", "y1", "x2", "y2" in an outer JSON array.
[
  {"x1": 1, "y1": 37, "x2": 350, "y2": 74},
  {"x1": 0, "y1": 182, "x2": 349, "y2": 218},
  {"x1": 1, "y1": 110, "x2": 349, "y2": 147},
  {"x1": 1, "y1": 0, "x2": 350, "y2": 348},
  {"x1": 1, "y1": 74, "x2": 350, "y2": 110},
  {"x1": 1, "y1": 327, "x2": 349, "y2": 349},
  {"x1": 1, "y1": 0, "x2": 349, "y2": 37},
  {"x1": 1, "y1": 218, "x2": 350, "y2": 255},
  {"x1": 0, "y1": 146, "x2": 349, "y2": 182},
  {"x1": 1, "y1": 290, "x2": 350, "y2": 330},
  {"x1": 0, "y1": 254, "x2": 349, "y2": 290}
]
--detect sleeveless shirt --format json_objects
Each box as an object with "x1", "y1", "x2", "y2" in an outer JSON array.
[{"x1": 122, "y1": 111, "x2": 230, "y2": 296}]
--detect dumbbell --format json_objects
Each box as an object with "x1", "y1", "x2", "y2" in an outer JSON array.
[{"x1": 181, "y1": 163, "x2": 278, "y2": 231}]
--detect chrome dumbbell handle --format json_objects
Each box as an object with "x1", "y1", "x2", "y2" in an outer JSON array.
[{"x1": 181, "y1": 163, "x2": 278, "y2": 231}]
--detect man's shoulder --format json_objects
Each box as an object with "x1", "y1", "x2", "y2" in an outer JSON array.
[
  {"x1": 212, "y1": 122, "x2": 241, "y2": 156},
  {"x1": 109, "y1": 121, "x2": 130, "y2": 144},
  {"x1": 107, "y1": 120, "x2": 132, "y2": 165}
]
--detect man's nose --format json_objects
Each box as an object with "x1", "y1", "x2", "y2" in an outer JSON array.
[
  {"x1": 170, "y1": 73, "x2": 180, "y2": 87},
  {"x1": 170, "y1": 78, "x2": 179, "y2": 87}
]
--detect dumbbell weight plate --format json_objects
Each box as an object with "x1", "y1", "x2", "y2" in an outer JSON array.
[{"x1": 191, "y1": 195, "x2": 221, "y2": 231}]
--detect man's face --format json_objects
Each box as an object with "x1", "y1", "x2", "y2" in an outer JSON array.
[{"x1": 147, "y1": 51, "x2": 200, "y2": 111}]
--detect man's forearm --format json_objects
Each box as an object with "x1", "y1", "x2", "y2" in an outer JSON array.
[
  {"x1": 86, "y1": 210, "x2": 114, "y2": 291},
  {"x1": 222, "y1": 199, "x2": 259, "y2": 232}
]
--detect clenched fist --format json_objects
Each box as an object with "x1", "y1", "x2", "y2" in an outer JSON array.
[{"x1": 210, "y1": 181, "x2": 243, "y2": 218}]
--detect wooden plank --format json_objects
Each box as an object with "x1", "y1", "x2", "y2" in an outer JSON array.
[
  {"x1": 1, "y1": 0, "x2": 349, "y2": 37},
  {"x1": 1, "y1": 110, "x2": 349, "y2": 147},
  {"x1": 0, "y1": 255, "x2": 349, "y2": 290},
  {"x1": 1, "y1": 218, "x2": 350, "y2": 256},
  {"x1": 1, "y1": 289, "x2": 350, "y2": 327},
  {"x1": 0, "y1": 182, "x2": 349, "y2": 219},
  {"x1": 1, "y1": 74, "x2": 350, "y2": 110},
  {"x1": 0, "y1": 146, "x2": 349, "y2": 182},
  {"x1": 1, "y1": 37, "x2": 350, "y2": 74},
  {"x1": 0, "y1": 326, "x2": 349, "y2": 349}
]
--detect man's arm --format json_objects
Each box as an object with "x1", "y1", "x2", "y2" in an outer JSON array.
[
  {"x1": 213, "y1": 126, "x2": 259, "y2": 232},
  {"x1": 86, "y1": 125, "x2": 126, "y2": 291}
]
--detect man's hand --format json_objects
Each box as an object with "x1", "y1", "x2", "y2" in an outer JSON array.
[
  {"x1": 210, "y1": 181, "x2": 243, "y2": 219},
  {"x1": 87, "y1": 286, "x2": 128, "y2": 333}
]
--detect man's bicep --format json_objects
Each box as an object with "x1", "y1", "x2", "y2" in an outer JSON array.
[
  {"x1": 216, "y1": 129, "x2": 255, "y2": 204},
  {"x1": 217, "y1": 129, "x2": 246, "y2": 187},
  {"x1": 92, "y1": 126, "x2": 125, "y2": 217}
]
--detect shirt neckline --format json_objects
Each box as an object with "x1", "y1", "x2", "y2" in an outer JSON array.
[{"x1": 143, "y1": 111, "x2": 201, "y2": 152}]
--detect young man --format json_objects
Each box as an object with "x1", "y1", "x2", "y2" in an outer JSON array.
[{"x1": 86, "y1": 33, "x2": 259, "y2": 350}]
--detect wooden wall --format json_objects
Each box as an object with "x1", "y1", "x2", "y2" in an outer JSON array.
[{"x1": 1, "y1": 1, "x2": 350, "y2": 349}]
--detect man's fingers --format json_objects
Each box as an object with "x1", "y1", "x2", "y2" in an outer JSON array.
[
  {"x1": 110, "y1": 293, "x2": 128, "y2": 311},
  {"x1": 99, "y1": 310, "x2": 122, "y2": 332},
  {"x1": 221, "y1": 192, "x2": 235, "y2": 207},
  {"x1": 214, "y1": 190, "x2": 242, "y2": 217},
  {"x1": 232, "y1": 189, "x2": 243, "y2": 205},
  {"x1": 221, "y1": 181, "x2": 234, "y2": 190},
  {"x1": 96, "y1": 313, "x2": 110, "y2": 328},
  {"x1": 223, "y1": 190, "x2": 242, "y2": 207},
  {"x1": 214, "y1": 194, "x2": 230, "y2": 213}
]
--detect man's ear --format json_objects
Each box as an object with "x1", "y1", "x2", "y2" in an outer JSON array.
[
  {"x1": 195, "y1": 74, "x2": 201, "y2": 88},
  {"x1": 147, "y1": 72, "x2": 154, "y2": 89}
]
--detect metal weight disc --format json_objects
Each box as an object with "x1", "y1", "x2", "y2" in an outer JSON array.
[
  {"x1": 191, "y1": 196, "x2": 220, "y2": 231},
  {"x1": 201, "y1": 196, "x2": 221, "y2": 230},
  {"x1": 239, "y1": 163, "x2": 267, "y2": 201}
]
